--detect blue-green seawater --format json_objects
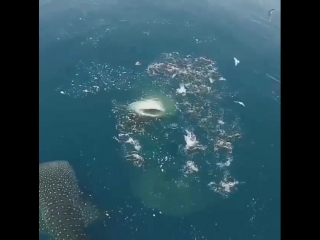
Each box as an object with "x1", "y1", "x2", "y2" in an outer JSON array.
[{"x1": 40, "y1": 0, "x2": 280, "y2": 239}]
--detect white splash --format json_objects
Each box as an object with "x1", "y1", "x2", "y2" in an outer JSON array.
[
  {"x1": 208, "y1": 172, "x2": 239, "y2": 197},
  {"x1": 125, "y1": 137, "x2": 141, "y2": 151},
  {"x1": 234, "y1": 101, "x2": 245, "y2": 107},
  {"x1": 184, "y1": 130, "x2": 205, "y2": 151},
  {"x1": 234, "y1": 57, "x2": 240, "y2": 66},
  {"x1": 184, "y1": 130, "x2": 197, "y2": 149},
  {"x1": 217, "y1": 156, "x2": 233, "y2": 168},
  {"x1": 214, "y1": 139, "x2": 233, "y2": 152},
  {"x1": 182, "y1": 160, "x2": 199, "y2": 174},
  {"x1": 176, "y1": 83, "x2": 186, "y2": 95},
  {"x1": 125, "y1": 153, "x2": 144, "y2": 167},
  {"x1": 135, "y1": 61, "x2": 141, "y2": 66}
]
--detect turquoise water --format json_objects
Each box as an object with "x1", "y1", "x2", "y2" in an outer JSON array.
[{"x1": 40, "y1": 0, "x2": 280, "y2": 239}]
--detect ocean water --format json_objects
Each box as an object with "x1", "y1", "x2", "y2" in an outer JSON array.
[{"x1": 39, "y1": 0, "x2": 280, "y2": 239}]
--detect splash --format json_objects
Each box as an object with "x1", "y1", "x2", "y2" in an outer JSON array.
[{"x1": 184, "y1": 130, "x2": 206, "y2": 151}]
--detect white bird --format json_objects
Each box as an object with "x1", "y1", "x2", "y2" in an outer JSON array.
[
  {"x1": 268, "y1": 9, "x2": 275, "y2": 22},
  {"x1": 234, "y1": 101, "x2": 245, "y2": 107},
  {"x1": 234, "y1": 57, "x2": 240, "y2": 66}
]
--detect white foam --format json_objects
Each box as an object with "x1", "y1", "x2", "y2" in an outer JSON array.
[
  {"x1": 125, "y1": 137, "x2": 141, "y2": 151},
  {"x1": 207, "y1": 172, "x2": 239, "y2": 198},
  {"x1": 184, "y1": 130, "x2": 205, "y2": 151},
  {"x1": 176, "y1": 83, "x2": 186, "y2": 95},
  {"x1": 182, "y1": 160, "x2": 199, "y2": 174},
  {"x1": 184, "y1": 130, "x2": 197, "y2": 149},
  {"x1": 125, "y1": 153, "x2": 144, "y2": 167}
]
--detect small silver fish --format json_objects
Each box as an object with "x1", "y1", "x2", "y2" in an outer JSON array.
[{"x1": 39, "y1": 160, "x2": 99, "y2": 240}]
